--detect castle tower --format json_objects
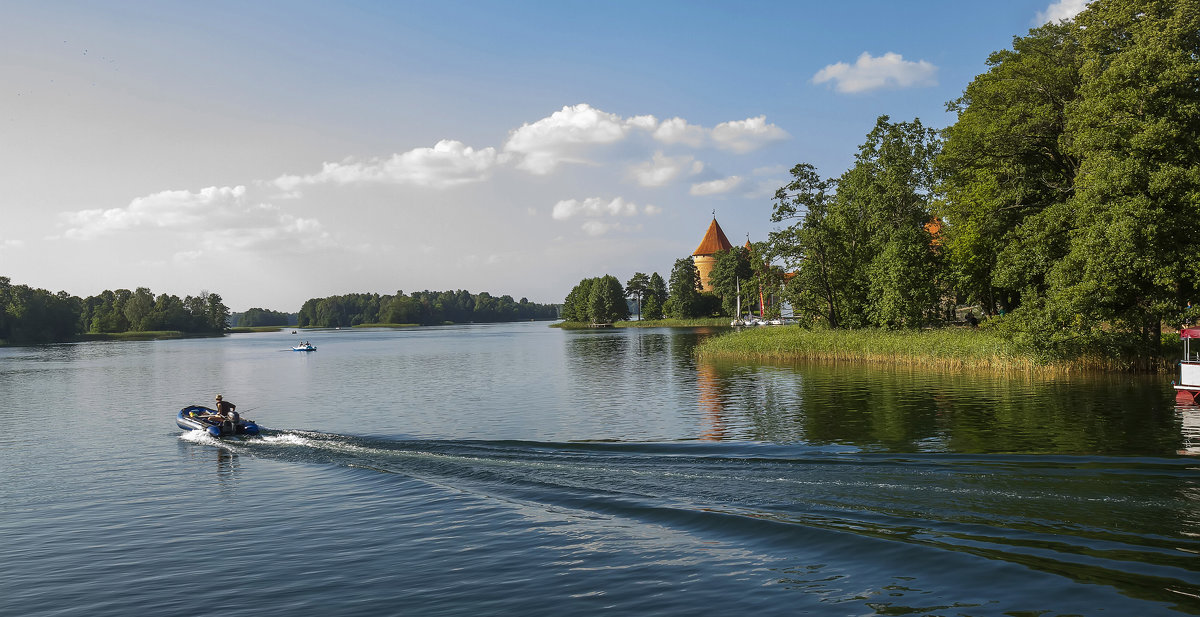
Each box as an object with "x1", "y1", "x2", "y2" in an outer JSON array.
[{"x1": 692, "y1": 217, "x2": 733, "y2": 292}]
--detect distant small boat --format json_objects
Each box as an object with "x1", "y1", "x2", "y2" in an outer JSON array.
[
  {"x1": 176, "y1": 405, "x2": 259, "y2": 437},
  {"x1": 292, "y1": 342, "x2": 316, "y2": 351}
]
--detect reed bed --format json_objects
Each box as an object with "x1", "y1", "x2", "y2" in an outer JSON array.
[
  {"x1": 696, "y1": 326, "x2": 1078, "y2": 373},
  {"x1": 77, "y1": 330, "x2": 190, "y2": 341},
  {"x1": 553, "y1": 318, "x2": 731, "y2": 330}
]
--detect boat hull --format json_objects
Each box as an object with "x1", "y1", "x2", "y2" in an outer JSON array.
[{"x1": 177, "y1": 405, "x2": 260, "y2": 437}]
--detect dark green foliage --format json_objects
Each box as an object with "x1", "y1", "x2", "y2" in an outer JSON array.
[
  {"x1": 667, "y1": 258, "x2": 703, "y2": 318},
  {"x1": 589, "y1": 275, "x2": 630, "y2": 324},
  {"x1": 771, "y1": 117, "x2": 941, "y2": 328},
  {"x1": 759, "y1": 0, "x2": 1200, "y2": 365},
  {"x1": 933, "y1": 0, "x2": 1200, "y2": 365},
  {"x1": 625, "y1": 272, "x2": 650, "y2": 320},
  {"x1": 707, "y1": 247, "x2": 753, "y2": 317},
  {"x1": 561, "y1": 279, "x2": 597, "y2": 322},
  {"x1": 641, "y1": 294, "x2": 664, "y2": 321},
  {"x1": 236, "y1": 308, "x2": 296, "y2": 327},
  {"x1": 648, "y1": 273, "x2": 667, "y2": 305},
  {"x1": 0, "y1": 276, "x2": 229, "y2": 343},
  {"x1": 0, "y1": 277, "x2": 82, "y2": 344},
  {"x1": 938, "y1": 20, "x2": 1081, "y2": 315},
  {"x1": 298, "y1": 289, "x2": 558, "y2": 327}
]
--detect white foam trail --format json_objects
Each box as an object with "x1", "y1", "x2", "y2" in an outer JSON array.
[
  {"x1": 258, "y1": 433, "x2": 315, "y2": 446},
  {"x1": 179, "y1": 430, "x2": 219, "y2": 444}
]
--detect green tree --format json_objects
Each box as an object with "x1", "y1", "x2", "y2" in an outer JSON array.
[
  {"x1": 588, "y1": 275, "x2": 629, "y2": 324},
  {"x1": 1049, "y1": 0, "x2": 1200, "y2": 362},
  {"x1": 200, "y1": 291, "x2": 230, "y2": 332},
  {"x1": 849, "y1": 116, "x2": 941, "y2": 327},
  {"x1": 648, "y1": 273, "x2": 667, "y2": 305},
  {"x1": 642, "y1": 294, "x2": 664, "y2": 321},
  {"x1": 667, "y1": 257, "x2": 703, "y2": 318},
  {"x1": 239, "y1": 307, "x2": 291, "y2": 327},
  {"x1": 124, "y1": 287, "x2": 155, "y2": 331},
  {"x1": 937, "y1": 20, "x2": 1081, "y2": 315},
  {"x1": 771, "y1": 117, "x2": 941, "y2": 328},
  {"x1": 707, "y1": 247, "x2": 753, "y2": 317},
  {"x1": 562, "y1": 278, "x2": 597, "y2": 322},
  {"x1": 770, "y1": 163, "x2": 847, "y2": 326},
  {"x1": 625, "y1": 272, "x2": 650, "y2": 320}
]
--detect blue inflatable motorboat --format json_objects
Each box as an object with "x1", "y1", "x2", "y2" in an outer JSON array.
[{"x1": 177, "y1": 405, "x2": 260, "y2": 437}]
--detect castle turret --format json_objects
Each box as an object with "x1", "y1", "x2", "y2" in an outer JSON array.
[{"x1": 692, "y1": 217, "x2": 733, "y2": 292}]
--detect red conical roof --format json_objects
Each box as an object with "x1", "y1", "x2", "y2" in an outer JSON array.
[{"x1": 692, "y1": 218, "x2": 733, "y2": 256}]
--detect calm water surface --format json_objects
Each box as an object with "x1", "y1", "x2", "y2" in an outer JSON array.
[{"x1": 2, "y1": 322, "x2": 1198, "y2": 616}]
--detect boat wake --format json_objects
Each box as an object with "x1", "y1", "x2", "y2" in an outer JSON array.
[{"x1": 178, "y1": 428, "x2": 1200, "y2": 614}]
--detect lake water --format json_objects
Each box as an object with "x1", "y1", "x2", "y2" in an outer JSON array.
[{"x1": 2, "y1": 321, "x2": 1199, "y2": 616}]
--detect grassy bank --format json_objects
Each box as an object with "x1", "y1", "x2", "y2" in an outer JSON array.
[
  {"x1": 77, "y1": 330, "x2": 193, "y2": 341},
  {"x1": 695, "y1": 326, "x2": 1073, "y2": 372},
  {"x1": 553, "y1": 318, "x2": 731, "y2": 330},
  {"x1": 228, "y1": 326, "x2": 287, "y2": 333}
]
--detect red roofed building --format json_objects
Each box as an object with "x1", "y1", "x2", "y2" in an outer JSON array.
[{"x1": 692, "y1": 217, "x2": 733, "y2": 292}]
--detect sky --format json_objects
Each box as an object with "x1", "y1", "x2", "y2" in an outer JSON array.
[{"x1": 1, "y1": 0, "x2": 1090, "y2": 311}]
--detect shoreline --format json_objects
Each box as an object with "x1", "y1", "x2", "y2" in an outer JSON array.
[
  {"x1": 552, "y1": 318, "x2": 731, "y2": 329},
  {"x1": 694, "y1": 326, "x2": 1172, "y2": 374}
]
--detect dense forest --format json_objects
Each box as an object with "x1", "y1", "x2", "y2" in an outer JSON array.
[
  {"x1": 769, "y1": 0, "x2": 1199, "y2": 364},
  {"x1": 0, "y1": 276, "x2": 558, "y2": 344},
  {"x1": 297, "y1": 289, "x2": 559, "y2": 327},
  {"x1": 0, "y1": 276, "x2": 229, "y2": 344},
  {"x1": 567, "y1": 2, "x2": 1200, "y2": 366},
  {"x1": 232, "y1": 308, "x2": 298, "y2": 327}
]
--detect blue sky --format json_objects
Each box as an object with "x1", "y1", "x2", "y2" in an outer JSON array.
[{"x1": 1, "y1": 0, "x2": 1088, "y2": 311}]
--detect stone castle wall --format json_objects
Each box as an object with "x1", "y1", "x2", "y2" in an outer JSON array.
[{"x1": 693, "y1": 255, "x2": 717, "y2": 292}]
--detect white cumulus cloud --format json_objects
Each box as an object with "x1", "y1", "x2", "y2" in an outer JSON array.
[
  {"x1": 631, "y1": 152, "x2": 704, "y2": 187},
  {"x1": 64, "y1": 185, "x2": 249, "y2": 238},
  {"x1": 813, "y1": 52, "x2": 938, "y2": 94},
  {"x1": 652, "y1": 117, "x2": 707, "y2": 147},
  {"x1": 502, "y1": 104, "x2": 791, "y2": 174},
  {"x1": 1037, "y1": 0, "x2": 1090, "y2": 24},
  {"x1": 711, "y1": 116, "x2": 789, "y2": 153},
  {"x1": 552, "y1": 196, "x2": 639, "y2": 220},
  {"x1": 504, "y1": 104, "x2": 643, "y2": 174},
  {"x1": 690, "y1": 176, "x2": 743, "y2": 196},
  {"x1": 274, "y1": 140, "x2": 499, "y2": 191},
  {"x1": 61, "y1": 185, "x2": 329, "y2": 253}
]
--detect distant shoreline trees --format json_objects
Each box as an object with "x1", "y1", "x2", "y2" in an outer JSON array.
[
  {"x1": 0, "y1": 276, "x2": 230, "y2": 344},
  {"x1": 0, "y1": 276, "x2": 558, "y2": 344},
  {"x1": 297, "y1": 289, "x2": 559, "y2": 328},
  {"x1": 233, "y1": 308, "x2": 297, "y2": 328}
]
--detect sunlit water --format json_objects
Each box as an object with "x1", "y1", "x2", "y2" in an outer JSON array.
[{"x1": 2, "y1": 322, "x2": 1198, "y2": 615}]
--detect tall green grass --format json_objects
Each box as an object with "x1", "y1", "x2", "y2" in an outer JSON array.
[
  {"x1": 695, "y1": 326, "x2": 1081, "y2": 372},
  {"x1": 553, "y1": 318, "x2": 731, "y2": 330}
]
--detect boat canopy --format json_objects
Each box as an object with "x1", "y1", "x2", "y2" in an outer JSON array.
[{"x1": 1183, "y1": 328, "x2": 1200, "y2": 339}]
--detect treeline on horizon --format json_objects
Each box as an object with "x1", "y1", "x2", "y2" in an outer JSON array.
[
  {"x1": 0, "y1": 275, "x2": 558, "y2": 343},
  {"x1": 0, "y1": 276, "x2": 229, "y2": 344},
  {"x1": 297, "y1": 289, "x2": 559, "y2": 327},
  {"x1": 570, "y1": 2, "x2": 1200, "y2": 368}
]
